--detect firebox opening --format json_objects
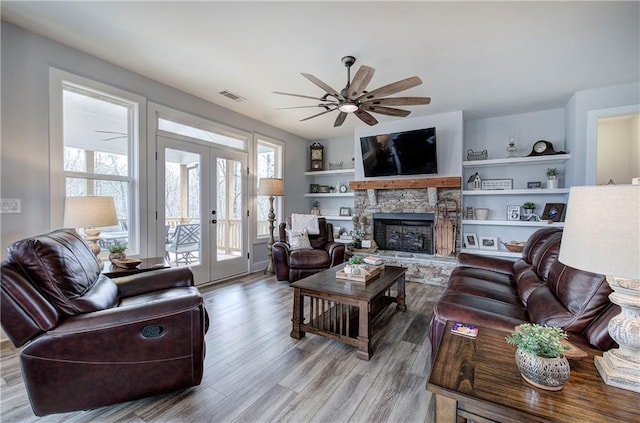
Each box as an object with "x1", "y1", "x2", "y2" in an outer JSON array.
[{"x1": 373, "y1": 213, "x2": 435, "y2": 254}]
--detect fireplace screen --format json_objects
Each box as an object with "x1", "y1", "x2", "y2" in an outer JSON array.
[{"x1": 373, "y1": 213, "x2": 434, "y2": 254}]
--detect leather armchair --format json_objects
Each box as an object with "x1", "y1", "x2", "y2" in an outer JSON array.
[
  {"x1": 272, "y1": 217, "x2": 345, "y2": 282},
  {"x1": 0, "y1": 229, "x2": 208, "y2": 416}
]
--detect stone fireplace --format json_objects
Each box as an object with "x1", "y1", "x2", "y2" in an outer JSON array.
[{"x1": 373, "y1": 213, "x2": 435, "y2": 254}]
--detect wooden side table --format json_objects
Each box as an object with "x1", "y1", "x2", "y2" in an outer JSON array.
[
  {"x1": 427, "y1": 321, "x2": 640, "y2": 422},
  {"x1": 102, "y1": 257, "x2": 170, "y2": 278}
]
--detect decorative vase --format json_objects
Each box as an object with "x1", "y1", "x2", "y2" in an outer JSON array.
[
  {"x1": 547, "y1": 176, "x2": 559, "y2": 189},
  {"x1": 523, "y1": 208, "x2": 535, "y2": 217},
  {"x1": 311, "y1": 207, "x2": 320, "y2": 215},
  {"x1": 515, "y1": 349, "x2": 570, "y2": 391},
  {"x1": 109, "y1": 252, "x2": 126, "y2": 263}
]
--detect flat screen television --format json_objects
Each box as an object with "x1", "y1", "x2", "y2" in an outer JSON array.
[{"x1": 360, "y1": 127, "x2": 437, "y2": 177}]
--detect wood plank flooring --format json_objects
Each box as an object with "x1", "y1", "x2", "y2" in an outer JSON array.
[{"x1": 0, "y1": 272, "x2": 444, "y2": 423}]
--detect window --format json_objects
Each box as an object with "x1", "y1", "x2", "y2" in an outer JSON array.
[
  {"x1": 159, "y1": 117, "x2": 246, "y2": 150},
  {"x1": 256, "y1": 136, "x2": 284, "y2": 238},
  {"x1": 50, "y1": 69, "x2": 142, "y2": 256}
]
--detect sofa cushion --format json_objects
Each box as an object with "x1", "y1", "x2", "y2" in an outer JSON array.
[
  {"x1": 531, "y1": 231, "x2": 563, "y2": 282},
  {"x1": 527, "y1": 259, "x2": 611, "y2": 333},
  {"x1": 289, "y1": 249, "x2": 330, "y2": 268},
  {"x1": 7, "y1": 229, "x2": 119, "y2": 316}
]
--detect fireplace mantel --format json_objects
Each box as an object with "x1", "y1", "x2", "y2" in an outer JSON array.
[{"x1": 349, "y1": 177, "x2": 461, "y2": 190}]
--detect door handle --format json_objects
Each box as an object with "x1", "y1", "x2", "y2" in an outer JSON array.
[
  {"x1": 212, "y1": 219, "x2": 217, "y2": 224},
  {"x1": 212, "y1": 210, "x2": 216, "y2": 215}
]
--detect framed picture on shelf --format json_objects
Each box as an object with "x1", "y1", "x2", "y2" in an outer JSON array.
[
  {"x1": 527, "y1": 181, "x2": 542, "y2": 189},
  {"x1": 479, "y1": 236, "x2": 498, "y2": 250},
  {"x1": 481, "y1": 178, "x2": 513, "y2": 190},
  {"x1": 318, "y1": 185, "x2": 330, "y2": 193},
  {"x1": 339, "y1": 207, "x2": 351, "y2": 216},
  {"x1": 507, "y1": 205, "x2": 521, "y2": 221},
  {"x1": 309, "y1": 184, "x2": 319, "y2": 193},
  {"x1": 464, "y1": 233, "x2": 478, "y2": 249},
  {"x1": 541, "y1": 203, "x2": 566, "y2": 222}
]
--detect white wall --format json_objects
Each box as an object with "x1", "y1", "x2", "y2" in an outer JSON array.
[
  {"x1": 0, "y1": 23, "x2": 309, "y2": 269},
  {"x1": 564, "y1": 82, "x2": 640, "y2": 186},
  {"x1": 597, "y1": 115, "x2": 640, "y2": 184}
]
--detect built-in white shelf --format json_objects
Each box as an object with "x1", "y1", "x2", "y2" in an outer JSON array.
[
  {"x1": 463, "y1": 154, "x2": 571, "y2": 168},
  {"x1": 460, "y1": 248, "x2": 521, "y2": 259},
  {"x1": 462, "y1": 188, "x2": 570, "y2": 196},
  {"x1": 304, "y1": 168, "x2": 355, "y2": 176},
  {"x1": 461, "y1": 219, "x2": 565, "y2": 228},
  {"x1": 320, "y1": 215, "x2": 353, "y2": 221},
  {"x1": 304, "y1": 193, "x2": 354, "y2": 198}
]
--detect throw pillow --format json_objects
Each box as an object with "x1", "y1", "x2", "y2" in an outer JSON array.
[{"x1": 286, "y1": 228, "x2": 312, "y2": 251}]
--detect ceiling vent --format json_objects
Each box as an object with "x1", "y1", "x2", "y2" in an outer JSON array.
[{"x1": 219, "y1": 90, "x2": 246, "y2": 102}]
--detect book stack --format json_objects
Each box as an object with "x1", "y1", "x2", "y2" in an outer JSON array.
[{"x1": 363, "y1": 256, "x2": 383, "y2": 265}]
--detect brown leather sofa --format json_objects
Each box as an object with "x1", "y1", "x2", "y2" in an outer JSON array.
[
  {"x1": 429, "y1": 227, "x2": 619, "y2": 356},
  {"x1": 272, "y1": 217, "x2": 345, "y2": 282},
  {"x1": 1, "y1": 229, "x2": 208, "y2": 416}
]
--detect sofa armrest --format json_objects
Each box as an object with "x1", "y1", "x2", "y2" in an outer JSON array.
[
  {"x1": 325, "y1": 242, "x2": 345, "y2": 267},
  {"x1": 112, "y1": 267, "x2": 194, "y2": 298},
  {"x1": 456, "y1": 252, "x2": 514, "y2": 275}
]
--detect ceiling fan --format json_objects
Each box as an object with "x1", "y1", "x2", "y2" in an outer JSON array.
[
  {"x1": 274, "y1": 56, "x2": 431, "y2": 127},
  {"x1": 95, "y1": 130, "x2": 128, "y2": 141}
]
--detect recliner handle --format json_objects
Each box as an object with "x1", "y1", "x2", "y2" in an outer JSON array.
[{"x1": 141, "y1": 324, "x2": 166, "y2": 338}]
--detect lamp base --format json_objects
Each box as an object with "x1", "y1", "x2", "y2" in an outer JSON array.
[
  {"x1": 595, "y1": 276, "x2": 640, "y2": 393},
  {"x1": 84, "y1": 228, "x2": 103, "y2": 265}
]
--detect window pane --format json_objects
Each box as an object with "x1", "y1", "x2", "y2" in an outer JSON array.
[
  {"x1": 64, "y1": 147, "x2": 86, "y2": 172},
  {"x1": 159, "y1": 118, "x2": 246, "y2": 150},
  {"x1": 94, "y1": 151, "x2": 128, "y2": 176},
  {"x1": 256, "y1": 141, "x2": 281, "y2": 237}
]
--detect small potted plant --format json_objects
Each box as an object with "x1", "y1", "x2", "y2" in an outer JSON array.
[
  {"x1": 522, "y1": 202, "x2": 536, "y2": 216},
  {"x1": 345, "y1": 255, "x2": 364, "y2": 274},
  {"x1": 108, "y1": 244, "x2": 127, "y2": 262},
  {"x1": 328, "y1": 185, "x2": 336, "y2": 193},
  {"x1": 506, "y1": 323, "x2": 571, "y2": 391},
  {"x1": 546, "y1": 168, "x2": 560, "y2": 189}
]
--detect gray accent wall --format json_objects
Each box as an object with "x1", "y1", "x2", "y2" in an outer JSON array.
[{"x1": 0, "y1": 22, "x2": 309, "y2": 267}]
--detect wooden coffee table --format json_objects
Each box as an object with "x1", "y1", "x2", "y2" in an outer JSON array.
[
  {"x1": 427, "y1": 321, "x2": 640, "y2": 422},
  {"x1": 290, "y1": 264, "x2": 407, "y2": 360}
]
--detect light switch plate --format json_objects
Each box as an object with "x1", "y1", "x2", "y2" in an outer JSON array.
[{"x1": 1, "y1": 199, "x2": 21, "y2": 213}]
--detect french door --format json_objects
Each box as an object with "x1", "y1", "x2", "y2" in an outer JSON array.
[{"x1": 157, "y1": 135, "x2": 248, "y2": 284}]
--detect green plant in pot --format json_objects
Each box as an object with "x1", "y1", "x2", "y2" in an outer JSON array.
[
  {"x1": 345, "y1": 255, "x2": 364, "y2": 275},
  {"x1": 546, "y1": 168, "x2": 560, "y2": 189},
  {"x1": 108, "y1": 244, "x2": 127, "y2": 262},
  {"x1": 522, "y1": 202, "x2": 536, "y2": 216},
  {"x1": 506, "y1": 323, "x2": 571, "y2": 391}
]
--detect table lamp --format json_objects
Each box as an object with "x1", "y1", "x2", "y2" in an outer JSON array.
[
  {"x1": 64, "y1": 196, "x2": 119, "y2": 264},
  {"x1": 558, "y1": 184, "x2": 640, "y2": 393},
  {"x1": 258, "y1": 178, "x2": 284, "y2": 274}
]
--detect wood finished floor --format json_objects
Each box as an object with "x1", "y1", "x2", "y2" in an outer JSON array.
[{"x1": 0, "y1": 272, "x2": 444, "y2": 423}]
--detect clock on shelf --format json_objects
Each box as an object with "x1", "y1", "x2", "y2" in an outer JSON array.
[
  {"x1": 309, "y1": 142, "x2": 324, "y2": 171},
  {"x1": 339, "y1": 184, "x2": 348, "y2": 193},
  {"x1": 526, "y1": 140, "x2": 566, "y2": 156}
]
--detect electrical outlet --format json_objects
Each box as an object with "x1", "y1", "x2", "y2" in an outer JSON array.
[{"x1": 1, "y1": 199, "x2": 21, "y2": 214}]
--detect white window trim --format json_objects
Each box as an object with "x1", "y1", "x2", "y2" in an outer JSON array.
[
  {"x1": 49, "y1": 68, "x2": 148, "y2": 255},
  {"x1": 253, "y1": 133, "x2": 285, "y2": 243}
]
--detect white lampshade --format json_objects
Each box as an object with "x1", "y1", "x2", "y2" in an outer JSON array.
[
  {"x1": 63, "y1": 196, "x2": 119, "y2": 229},
  {"x1": 558, "y1": 185, "x2": 640, "y2": 279},
  {"x1": 258, "y1": 178, "x2": 284, "y2": 196}
]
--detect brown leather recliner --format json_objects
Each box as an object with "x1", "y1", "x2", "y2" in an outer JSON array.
[
  {"x1": 0, "y1": 229, "x2": 208, "y2": 416},
  {"x1": 272, "y1": 217, "x2": 345, "y2": 282}
]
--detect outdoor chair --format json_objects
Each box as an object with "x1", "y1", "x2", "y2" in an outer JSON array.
[{"x1": 166, "y1": 223, "x2": 200, "y2": 265}]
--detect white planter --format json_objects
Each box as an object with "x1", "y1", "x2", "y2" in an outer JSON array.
[{"x1": 547, "y1": 176, "x2": 559, "y2": 189}]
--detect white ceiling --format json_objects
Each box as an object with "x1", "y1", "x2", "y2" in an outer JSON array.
[{"x1": 2, "y1": 1, "x2": 639, "y2": 140}]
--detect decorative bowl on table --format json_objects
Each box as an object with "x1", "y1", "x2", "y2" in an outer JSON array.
[
  {"x1": 501, "y1": 241, "x2": 525, "y2": 252},
  {"x1": 111, "y1": 258, "x2": 143, "y2": 269}
]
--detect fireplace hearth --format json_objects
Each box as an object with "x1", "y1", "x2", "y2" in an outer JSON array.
[{"x1": 373, "y1": 213, "x2": 435, "y2": 254}]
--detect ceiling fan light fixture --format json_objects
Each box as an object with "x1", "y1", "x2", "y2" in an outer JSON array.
[{"x1": 338, "y1": 103, "x2": 358, "y2": 113}]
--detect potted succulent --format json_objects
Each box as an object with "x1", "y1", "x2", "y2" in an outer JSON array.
[
  {"x1": 345, "y1": 255, "x2": 364, "y2": 274},
  {"x1": 546, "y1": 168, "x2": 560, "y2": 189},
  {"x1": 522, "y1": 202, "x2": 536, "y2": 216},
  {"x1": 506, "y1": 323, "x2": 571, "y2": 391},
  {"x1": 108, "y1": 244, "x2": 127, "y2": 262}
]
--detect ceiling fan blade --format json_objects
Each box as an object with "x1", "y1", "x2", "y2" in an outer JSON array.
[
  {"x1": 334, "y1": 112, "x2": 348, "y2": 127},
  {"x1": 362, "y1": 106, "x2": 411, "y2": 117},
  {"x1": 360, "y1": 96, "x2": 431, "y2": 107},
  {"x1": 300, "y1": 108, "x2": 337, "y2": 122},
  {"x1": 357, "y1": 76, "x2": 423, "y2": 101},
  {"x1": 354, "y1": 110, "x2": 379, "y2": 126},
  {"x1": 301, "y1": 73, "x2": 343, "y2": 100},
  {"x1": 101, "y1": 136, "x2": 128, "y2": 141},
  {"x1": 273, "y1": 91, "x2": 338, "y2": 103},
  {"x1": 96, "y1": 130, "x2": 127, "y2": 135},
  {"x1": 347, "y1": 65, "x2": 375, "y2": 99},
  {"x1": 276, "y1": 104, "x2": 335, "y2": 110}
]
